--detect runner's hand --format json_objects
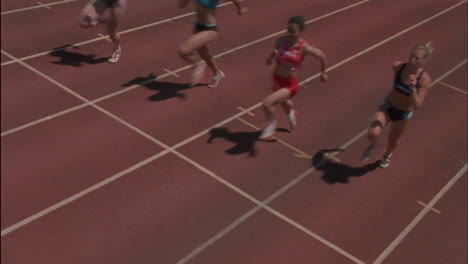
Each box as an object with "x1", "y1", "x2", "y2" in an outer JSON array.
[{"x1": 408, "y1": 74, "x2": 417, "y2": 87}]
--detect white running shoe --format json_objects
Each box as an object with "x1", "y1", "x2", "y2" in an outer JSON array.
[
  {"x1": 208, "y1": 71, "x2": 225, "y2": 88},
  {"x1": 379, "y1": 154, "x2": 392, "y2": 168},
  {"x1": 361, "y1": 144, "x2": 375, "y2": 162},
  {"x1": 191, "y1": 62, "x2": 206, "y2": 85},
  {"x1": 108, "y1": 47, "x2": 121, "y2": 63},
  {"x1": 259, "y1": 120, "x2": 277, "y2": 140},
  {"x1": 288, "y1": 110, "x2": 297, "y2": 130}
]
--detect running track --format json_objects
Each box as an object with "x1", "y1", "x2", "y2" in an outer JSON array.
[{"x1": 1, "y1": 0, "x2": 467, "y2": 263}]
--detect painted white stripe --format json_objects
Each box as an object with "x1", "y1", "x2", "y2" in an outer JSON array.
[
  {"x1": 299, "y1": 0, "x2": 467, "y2": 85},
  {"x1": 1, "y1": 0, "x2": 78, "y2": 15},
  {"x1": 175, "y1": 150, "x2": 367, "y2": 264},
  {"x1": 1, "y1": 0, "x2": 371, "y2": 136},
  {"x1": 1, "y1": 50, "x2": 173, "y2": 149},
  {"x1": 0, "y1": 149, "x2": 171, "y2": 237},
  {"x1": 373, "y1": 164, "x2": 468, "y2": 264}
]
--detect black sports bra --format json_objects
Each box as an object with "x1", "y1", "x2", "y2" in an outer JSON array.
[
  {"x1": 393, "y1": 64, "x2": 424, "y2": 96},
  {"x1": 105, "y1": 0, "x2": 118, "y2": 7}
]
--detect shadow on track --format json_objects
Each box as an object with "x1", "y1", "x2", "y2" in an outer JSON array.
[
  {"x1": 124, "y1": 74, "x2": 206, "y2": 101},
  {"x1": 312, "y1": 148, "x2": 380, "y2": 184}
]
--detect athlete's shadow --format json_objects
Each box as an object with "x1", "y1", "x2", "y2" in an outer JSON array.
[
  {"x1": 124, "y1": 74, "x2": 205, "y2": 101},
  {"x1": 207, "y1": 127, "x2": 263, "y2": 157},
  {"x1": 49, "y1": 45, "x2": 108, "y2": 67},
  {"x1": 312, "y1": 148, "x2": 379, "y2": 184}
]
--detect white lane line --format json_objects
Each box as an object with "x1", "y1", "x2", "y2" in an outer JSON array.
[
  {"x1": 417, "y1": 201, "x2": 441, "y2": 214},
  {"x1": 439, "y1": 81, "x2": 467, "y2": 95},
  {"x1": 97, "y1": 33, "x2": 111, "y2": 42},
  {"x1": 174, "y1": 150, "x2": 367, "y2": 264},
  {"x1": 1, "y1": 50, "x2": 174, "y2": 149},
  {"x1": 176, "y1": 59, "x2": 467, "y2": 264},
  {"x1": 299, "y1": 0, "x2": 467, "y2": 85},
  {"x1": 0, "y1": 149, "x2": 172, "y2": 237},
  {"x1": 1, "y1": 0, "x2": 78, "y2": 15},
  {"x1": 373, "y1": 164, "x2": 467, "y2": 264},
  {"x1": 1, "y1": 0, "x2": 371, "y2": 136},
  {"x1": 1, "y1": 0, "x2": 465, "y2": 250},
  {"x1": 0, "y1": 1, "x2": 238, "y2": 66},
  {"x1": 36, "y1": 2, "x2": 52, "y2": 10}
]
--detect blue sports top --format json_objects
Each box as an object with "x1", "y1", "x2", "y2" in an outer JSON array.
[
  {"x1": 393, "y1": 63, "x2": 424, "y2": 96},
  {"x1": 195, "y1": 0, "x2": 219, "y2": 10}
]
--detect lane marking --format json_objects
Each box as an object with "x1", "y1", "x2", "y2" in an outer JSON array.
[
  {"x1": 1, "y1": 0, "x2": 77, "y2": 15},
  {"x1": 417, "y1": 201, "x2": 441, "y2": 214},
  {"x1": 163, "y1": 68, "x2": 180, "y2": 78},
  {"x1": 237, "y1": 106, "x2": 255, "y2": 116},
  {"x1": 1, "y1": 0, "x2": 371, "y2": 137},
  {"x1": 97, "y1": 33, "x2": 111, "y2": 42},
  {"x1": 439, "y1": 81, "x2": 467, "y2": 95},
  {"x1": 299, "y1": 1, "x2": 467, "y2": 86},
  {"x1": 174, "y1": 149, "x2": 367, "y2": 264},
  {"x1": 37, "y1": 2, "x2": 51, "y2": 10},
  {"x1": 324, "y1": 153, "x2": 342, "y2": 162},
  {"x1": 235, "y1": 117, "x2": 260, "y2": 130},
  {"x1": 374, "y1": 164, "x2": 467, "y2": 264}
]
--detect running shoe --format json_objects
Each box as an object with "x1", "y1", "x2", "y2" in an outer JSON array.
[
  {"x1": 288, "y1": 110, "x2": 297, "y2": 130},
  {"x1": 108, "y1": 47, "x2": 121, "y2": 63},
  {"x1": 379, "y1": 154, "x2": 392, "y2": 168},
  {"x1": 208, "y1": 71, "x2": 225, "y2": 88},
  {"x1": 259, "y1": 120, "x2": 277, "y2": 140}
]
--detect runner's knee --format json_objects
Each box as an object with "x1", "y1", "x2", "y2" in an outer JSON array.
[
  {"x1": 178, "y1": 44, "x2": 192, "y2": 58},
  {"x1": 368, "y1": 125, "x2": 382, "y2": 139}
]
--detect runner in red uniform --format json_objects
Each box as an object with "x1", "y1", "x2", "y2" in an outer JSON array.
[{"x1": 260, "y1": 16, "x2": 328, "y2": 140}]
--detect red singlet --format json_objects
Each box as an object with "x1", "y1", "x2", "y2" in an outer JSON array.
[{"x1": 272, "y1": 39, "x2": 305, "y2": 97}]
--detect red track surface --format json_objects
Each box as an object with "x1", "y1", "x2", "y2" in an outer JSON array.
[{"x1": 1, "y1": 0, "x2": 467, "y2": 263}]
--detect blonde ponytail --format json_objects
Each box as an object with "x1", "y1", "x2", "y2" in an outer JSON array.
[{"x1": 413, "y1": 41, "x2": 434, "y2": 59}]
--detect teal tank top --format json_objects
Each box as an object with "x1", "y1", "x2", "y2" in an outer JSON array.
[{"x1": 195, "y1": 0, "x2": 219, "y2": 10}]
